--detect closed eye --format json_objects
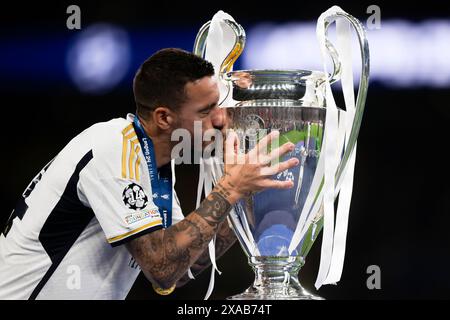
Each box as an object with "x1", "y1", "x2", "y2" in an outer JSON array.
[{"x1": 198, "y1": 103, "x2": 218, "y2": 115}]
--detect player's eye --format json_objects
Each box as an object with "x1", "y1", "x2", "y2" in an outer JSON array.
[{"x1": 199, "y1": 108, "x2": 212, "y2": 116}]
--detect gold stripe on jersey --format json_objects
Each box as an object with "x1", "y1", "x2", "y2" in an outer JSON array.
[
  {"x1": 134, "y1": 146, "x2": 141, "y2": 181},
  {"x1": 129, "y1": 139, "x2": 140, "y2": 180},
  {"x1": 107, "y1": 219, "x2": 163, "y2": 243},
  {"x1": 121, "y1": 124, "x2": 141, "y2": 181}
]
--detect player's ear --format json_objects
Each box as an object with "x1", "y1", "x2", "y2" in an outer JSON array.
[{"x1": 152, "y1": 106, "x2": 177, "y2": 131}]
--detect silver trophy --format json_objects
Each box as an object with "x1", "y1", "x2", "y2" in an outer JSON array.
[{"x1": 194, "y1": 8, "x2": 369, "y2": 300}]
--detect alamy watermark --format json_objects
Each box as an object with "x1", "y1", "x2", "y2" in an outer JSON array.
[
  {"x1": 66, "y1": 5, "x2": 81, "y2": 30},
  {"x1": 65, "y1": 5, "x2": 380, "y2": 31},
  {"x1": 66, "y1": 265, "x2": 81, "y2": 290},
  {"x1": 366, "y1": 264, "x2": 381, "y2": 290},
  {"x1": 366, "y1": 5, "x2": 381, "y2": 30}
]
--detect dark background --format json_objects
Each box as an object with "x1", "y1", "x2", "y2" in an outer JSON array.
[{"x1": 1, "y1": 0, "x2": 449, "y2": 300}]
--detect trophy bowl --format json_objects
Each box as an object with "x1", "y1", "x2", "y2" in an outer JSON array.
[{"x1": 220, "y1": 70, "x2": 327, "y2": 300}]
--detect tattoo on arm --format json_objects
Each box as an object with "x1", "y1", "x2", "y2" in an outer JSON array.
[
  {"x1": 126, "y1": 187, "x2": 233, "y2": 289},
  {"x1": 177, "y1": 219, "x2": 237, "y2": 287},
  {"x1": 195, "y1": 191, "x2": 231, "y2": 230}
]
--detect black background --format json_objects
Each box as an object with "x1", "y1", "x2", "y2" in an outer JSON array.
[{"x1": 1, "y1": 0, "x2": 449, "y2": 300}]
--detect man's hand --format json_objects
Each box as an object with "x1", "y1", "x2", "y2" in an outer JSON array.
[{"x1": 217, "y1": 130, "x2": 299, "y2": 204}]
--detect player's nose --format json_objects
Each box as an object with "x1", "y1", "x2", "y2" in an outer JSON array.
[{"x1": 210, "y1": 107, "x2": 225, "y2": 130}]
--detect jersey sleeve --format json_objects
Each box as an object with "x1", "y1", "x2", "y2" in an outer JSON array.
[{"x1": 78, "y1": 121, "x2": 163, "y2": 247}]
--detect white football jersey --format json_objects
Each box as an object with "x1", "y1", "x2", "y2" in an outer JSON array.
[{"x1": 0, "y1": 114, "x2": 185, "y2": 300}]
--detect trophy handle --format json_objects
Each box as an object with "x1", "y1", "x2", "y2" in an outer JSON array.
[
  {"x1": 325, "y1": 39, "x2": 342, "y2": 84},
  {"x1": 193, "y1": 19, "x2": 246, "y2": 78},
  {"x1": 321, "y1": 11, "x2": 370, "y2": 184},
  {"x1": 302, "y1": 10, "x2": 370, "y2": 245}
]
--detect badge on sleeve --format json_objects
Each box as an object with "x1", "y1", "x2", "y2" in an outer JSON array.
[{"x1": 122, "y1": 183, "x2": 148, "y2": 210}]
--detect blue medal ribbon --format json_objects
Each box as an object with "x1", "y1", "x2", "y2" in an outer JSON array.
[{"x1": 133, "y1": 116, "x2": 172, "y2": 228}]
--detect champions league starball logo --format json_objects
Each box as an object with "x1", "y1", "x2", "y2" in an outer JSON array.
[
  {"x1": 244, "y1": 114, "x2": 265, "y2": 140},
  {"x1": 122, "y1": 183, "x2": 148, "y2": 210}
]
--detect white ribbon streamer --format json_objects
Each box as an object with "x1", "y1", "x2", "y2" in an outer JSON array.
[
  {"x1": 197, "y1": 10, "x2": 238, "y2": 300},
  {"x1": 324, "y1": 15, "x2": 357, "y2": 284},
  {"x1": 191, "y1": 157, "x2": 206, "y2": 281},
  {"x1": 205, "y1": 10, "x2": 237, "y2": 106},
  {"x1": 315, "y1": 6, "x2": 359, "y2": 288},
  {"x1": 287, "y1": 5, "x2": 361, "y2": 289},
  {"x1": 203, "y1": 158, "x2": 222, "y2": 300},
  {"x1": 172, "y1": 159, "x2": 195, "y2": 280}
]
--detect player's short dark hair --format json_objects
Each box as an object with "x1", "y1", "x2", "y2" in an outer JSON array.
[{"x1": 133, "y1": 48, "x2": 215, "y2": 120}]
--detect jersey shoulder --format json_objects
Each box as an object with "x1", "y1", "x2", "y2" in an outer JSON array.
[{"x1": 86, "y1": 116, "x2": 140, "y2": 180}]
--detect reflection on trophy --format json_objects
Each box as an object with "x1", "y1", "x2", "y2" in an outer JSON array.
[{"x1": 194, "y1": 6, "x2": 369, "y2": 300}]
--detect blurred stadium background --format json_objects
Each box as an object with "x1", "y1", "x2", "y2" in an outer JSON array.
[{"x1": 1, "y1": 0, "x2": 449, "y2": 299}]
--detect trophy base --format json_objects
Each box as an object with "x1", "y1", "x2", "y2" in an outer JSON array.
[
  {"x1": 227, "y1": 285, "x2": 323, "y2": 300},
  {"x1": 227, "y1": 256, "x2": 323, "y2": 300}
]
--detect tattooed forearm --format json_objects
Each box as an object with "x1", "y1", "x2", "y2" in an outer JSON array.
[
  {"x1": 177, "y1": 219, "x2": 237, "y2": 287},
  {"x1": 192, "y1": 219, "x2": 236, "y2": 267},
  {"x1": 126, "y1": 181, "x2": 234, "y2": 290},
  {"x1": 195, "y1": 191, "x2": 231, "y2": 230},
  {"x1": 126, "y1": 222, "x2": 192, "y2": 288},
  {"x1": 215, "y1": 219, "x2": 237, "y2": 255}
]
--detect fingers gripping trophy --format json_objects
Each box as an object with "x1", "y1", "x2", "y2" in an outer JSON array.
[{"x1": 193, "y1": 6, "x2": 369, "y2": 300}]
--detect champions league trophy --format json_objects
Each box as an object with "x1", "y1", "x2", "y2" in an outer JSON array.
[{"x1": 194, "y1": 7, "x2": 369, "y2": 299}]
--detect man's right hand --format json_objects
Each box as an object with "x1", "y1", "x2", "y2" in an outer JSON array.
[{"x1": 215, "y1": 130, "x2": 299, "y2": 205}]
